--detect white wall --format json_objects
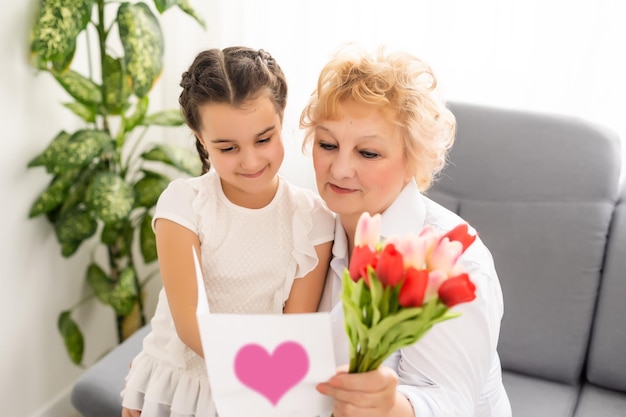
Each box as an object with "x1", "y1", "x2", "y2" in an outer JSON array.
[{"x1": 3, "y1": 1, "x2": 625, "y2": 416}]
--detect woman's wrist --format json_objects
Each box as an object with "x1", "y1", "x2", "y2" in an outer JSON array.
[{"x1": 390, "y1": 391, "x2": 415, "y2": 417}]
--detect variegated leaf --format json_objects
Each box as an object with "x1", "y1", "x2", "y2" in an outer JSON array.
[
  {"x1": 29, "y1": 168, "x2": 82, "y2": 217},
  {"x1": 108, "y1": 266, "x2": 138, "y2": 316},
  {"x1": 175, "y1": 0, "x2": 206, "y2": 29},
  {"x1": 154, "y1": 0, "x2": 206, "y2": 29},
  {"x1": 54, "y1": 206, "x2": 97, "y2": 257},
  {"x1": 60, "y1": 240, "x2": 81, "y2": 257},
  {"x1": 59, "y1": 167, "x2": 96, "y2": 216},
  {"x1": 152, "y1": 0, "x2": 206, "y2": 28},
  {"x1": 100, "y1": 220, "x2": 132, "y2": 258},
  {"x1": 30, "y1": 0, "x2": 94, "y2": 71},
  {"x1": 103, "y1": 55, "x2": 132, "y2": 115},
  {"x1": 28, "y1": 130, "x2": 71, "y2": 171},
  {"x1": 58, "y1": 311, "x2": 84, "y2": 365},
  {"x1": 85, "y1": 172, "x2": 135, "y2": 224},
  {"x1": 118, "y1": 2, "x2": 164, "y2": 98},
  {"x1": 134, "y1": 170, "x2": 170, "y2": 208},
  {"x1": 142, "y1": 109, "x2": 185, "y2": 127},
  {"x1": 140, "y1": 213, "x2": 157, "y2": 263},
  {"x1": 124, "y1": 96, "x2": 150, "y2": 134},
  {"x1": 53, "y1": 69, "x2": 102, "y2": 105},
  {"x1": 152, "y1": 0, "x2": 176, "y2": 13},
  {"x1": 86, "y1": 263, "x2": 113, "y2": 304},
  {"x1": 62, "y1": 102, "x2": 96, "y2": 123},
  {"x1": 47, "y1": 129, "x2": 112, "y2": 173},
  {"x1": 141, "y1": 144, "x2": 201, "y2": 176}
]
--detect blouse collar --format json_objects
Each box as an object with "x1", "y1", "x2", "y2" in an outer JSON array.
[{"x1": 332, "y1": 179, "x2": 427, "y2": 262}]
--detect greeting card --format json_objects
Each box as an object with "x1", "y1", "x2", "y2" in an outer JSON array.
[{"x1": 193, "y1": 248, "x2": 336, "y2": 417}]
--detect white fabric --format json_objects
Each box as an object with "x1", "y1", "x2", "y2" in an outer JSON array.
[
  {"x1": 318, "y1": 180, "x2": 512, "y2": 417},
  {"x1": 121, "y1": 170, "x2": 335, "y2": 417}
]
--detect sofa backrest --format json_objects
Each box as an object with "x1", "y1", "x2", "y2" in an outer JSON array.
[
  {"x1": 586, "y1": 183, "x2": 626, "y2": 391},
  {"x1": 427, "y1": 102, "x2": 622, "y2": 385}
]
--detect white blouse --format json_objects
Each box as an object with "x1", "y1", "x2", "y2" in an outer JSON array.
[{"x1": 318, "y1": 180, "x2": 512, "y2": 417}]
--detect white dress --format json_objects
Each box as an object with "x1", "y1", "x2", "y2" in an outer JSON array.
[{"x1": 121, "y1": 170, "x2": 335, "y2": 417}]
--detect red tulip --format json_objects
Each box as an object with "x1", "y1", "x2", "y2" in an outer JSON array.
[
  {"x1": 438, "y1": 273, "x2": 476, "y2": 307},
  {"x1": 399, "y1": 267, "x2": 429, "y2": 307},
  {"x1": 349, "y1": 245, "x2": 378, "y2": 282},
  {"x1": 375, "y1": 243, "x2": 405, "y2": 287},
  {"x1": 442, "y1": 223, "x2": 477, "y2": 253}
]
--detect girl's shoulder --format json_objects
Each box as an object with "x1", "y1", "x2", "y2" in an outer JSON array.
[
  {"x1": 279, "y1": 177, "x2": 334, "y2": 218},
  {"x1": 159, "y1": 171, "x2": 216, "y2": 201}
]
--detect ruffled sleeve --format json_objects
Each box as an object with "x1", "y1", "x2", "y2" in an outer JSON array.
[
  {"x1": 152, "y1": 177, "x2": 201, "y2": 234},
  {"x1": 273, "y1": 184, "x2": 334, "y2": 311},
  {"x1": 289, "y1": 185, "x2": 335, "y2": 279}
]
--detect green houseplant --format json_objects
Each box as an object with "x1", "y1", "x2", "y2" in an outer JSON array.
[{"x1": 27, "y1": 0, "x2": 205, "y2": 365}]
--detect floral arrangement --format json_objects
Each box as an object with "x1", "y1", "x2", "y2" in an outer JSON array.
[{"x1": 341, "y1": 212, "x2": 478, "y2": 373}]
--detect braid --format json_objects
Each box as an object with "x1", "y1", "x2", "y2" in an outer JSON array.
[{"x1": 195, "y1": 137, "x2": 211, "y2": 174}]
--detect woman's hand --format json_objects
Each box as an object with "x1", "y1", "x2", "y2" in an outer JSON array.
[
  {"x1": 317, "y1": 365, "x2": 412, "y2": 416},
  {"x1": 121, "y1": 407, "x2": 141, "y2": 417}
]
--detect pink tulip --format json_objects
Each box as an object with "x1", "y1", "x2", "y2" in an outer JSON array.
[
  {"x1": 388, "y1": 234, "x2": 428, "y2": 270},
  {"x1": 424, "y1": 270, "x2": 447, "y2": 303},
  {"x1": 427, "y1": 237, "x2": 463, "y2": 274},
  {"x1": 354, "y1": 212, "x2": 382, "y2": 248}
]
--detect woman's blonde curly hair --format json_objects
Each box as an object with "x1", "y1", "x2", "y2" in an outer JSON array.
[{"x1": 300, "y1": 45, "x2": 456, "y2": 191}]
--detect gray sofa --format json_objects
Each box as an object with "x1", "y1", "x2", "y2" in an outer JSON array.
[{"x1": 71, "y1": 102, "x2": 625, "y2": 417}]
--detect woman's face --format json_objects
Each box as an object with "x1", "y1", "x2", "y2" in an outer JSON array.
[
  {"x1": 312, "y1": 99, "x2": 413, "y2": 227},
  {"x1": 196, "y1": 95, "x2": 284, "y2": 208}
]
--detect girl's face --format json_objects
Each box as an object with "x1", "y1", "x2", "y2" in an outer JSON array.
[
  {"x1": 312, "y1": 99, "x2": 413, "y2": 229},
  {"x1": 196, "y1": 95, "x2": 284, "y2": 208}
]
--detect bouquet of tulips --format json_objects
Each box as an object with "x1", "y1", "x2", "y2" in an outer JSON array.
[{"x1": 341, "y1": 212, "x2": 478, "y2": 373}]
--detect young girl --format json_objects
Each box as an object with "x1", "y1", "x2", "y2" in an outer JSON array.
[{"x1": 121, "y1": 46, "x2": 335, "y2": 417}]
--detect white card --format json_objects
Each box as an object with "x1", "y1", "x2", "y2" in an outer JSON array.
[{"x1": 193, "y1": 248, "x2": 336, "y2": 417}]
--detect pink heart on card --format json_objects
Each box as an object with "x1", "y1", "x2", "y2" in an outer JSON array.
[{"x1": 234, "y1": 341, "x2": 309, "y2": 405}]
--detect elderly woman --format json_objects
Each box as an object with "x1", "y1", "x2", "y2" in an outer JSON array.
[{"x1": 302, "y1": 45, "x2": 512, "y2": 417}]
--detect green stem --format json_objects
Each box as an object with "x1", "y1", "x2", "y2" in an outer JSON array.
[
  {"x1": 69, "y1": 292, "x2": 97, "y2": 311},
  {"x1": 96, "y1": 0, "x2": 110, "y2": 135},
  {"x1": 122, "y1": 125, "x2": 149, "y2": 176},
  {"x1": 139, "y1": 268, "x2": 161, "y2": 288}
]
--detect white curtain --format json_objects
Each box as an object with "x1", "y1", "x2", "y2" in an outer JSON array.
[{"x1": 161, "y1": 0, "x2": 626, "y2": 187}]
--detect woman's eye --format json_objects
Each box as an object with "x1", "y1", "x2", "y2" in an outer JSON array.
[
  {"x1": 318, "y1": 141, "x2": 337, "y2": 151},
  {"x1": 360, "y1": 150, "x2": 380, "y2": 159}
]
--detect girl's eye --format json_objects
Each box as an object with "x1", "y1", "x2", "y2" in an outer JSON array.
[
  {"x1": 360, "y1": 150, "x2": 380, "y2": 159},
  {"x1": 220, "y1": 146, "x2": 235, "y2": 153},
  {"x1": 257, "y1": 137, "x2": 271, "y2": 144}
]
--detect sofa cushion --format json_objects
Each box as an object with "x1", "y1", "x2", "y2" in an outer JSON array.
[
  {"x1": 502, "y1": 371, "x2": 579, "y2": 417},
  {"x1": 428, "y1": 102, "x2": 622, "y2": 385},
  {"x1": 460, "y1": 200, "x2": 613, "y2": 383},
  {"x1": 71, "y1": 324, "x2": 151, "y2": 417},
  {"x1": 573, "y1": 384, "x2": 626, "y2": 417},
  {"x1": 585, "y1": 186, "x2": 626, "y2": 391}
]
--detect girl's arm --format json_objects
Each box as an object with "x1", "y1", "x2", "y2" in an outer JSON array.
[
  {"x1": 283, "y1": 241, "x2": 333, "y2": 313},
  {"x1": 154, "y1": 218, "x2": 204, "y2": 357}
]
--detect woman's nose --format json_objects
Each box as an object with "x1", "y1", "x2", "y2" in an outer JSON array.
[{"x1": 329, "y1": 152, "x2": 355, "y2": 179}]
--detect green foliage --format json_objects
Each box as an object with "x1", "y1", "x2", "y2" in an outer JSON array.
[
  {"x1": 27, "y1": 0, "x2": 204, "y2": 365},
  {"x1": 58, "y1": 311, "x2": 85, "y2": 365}
]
